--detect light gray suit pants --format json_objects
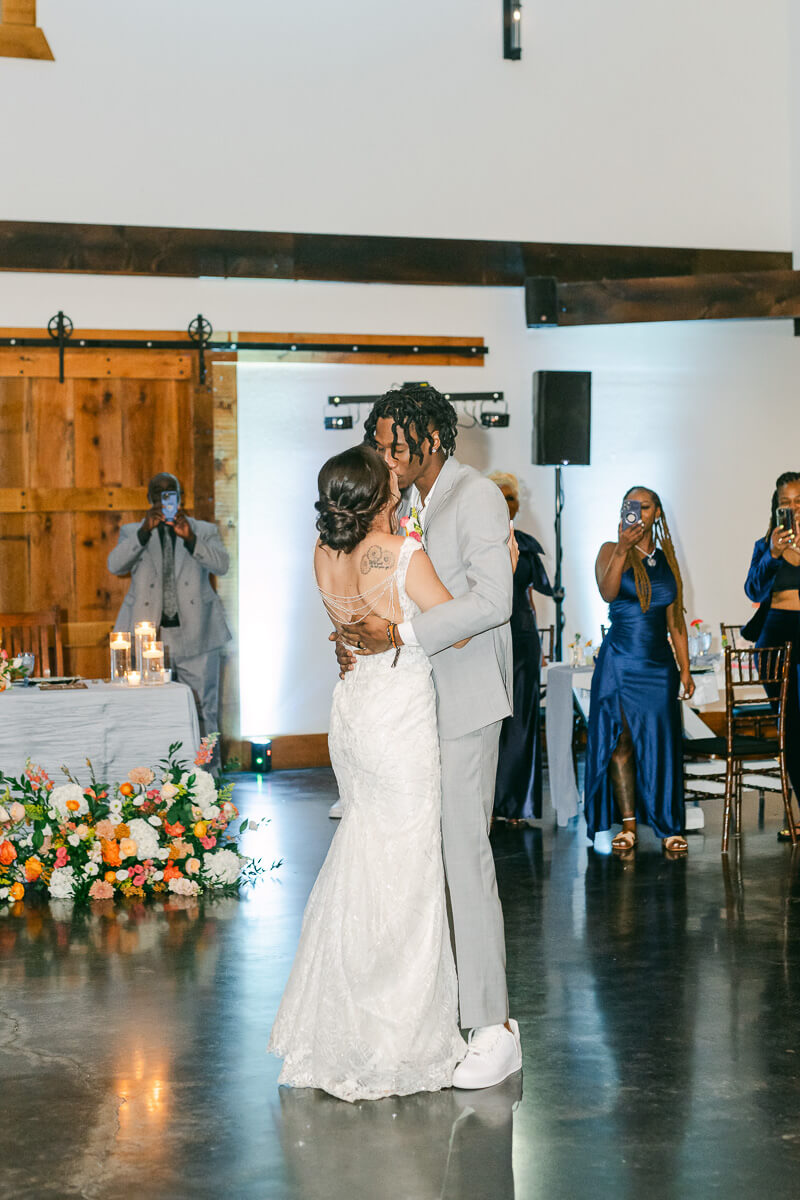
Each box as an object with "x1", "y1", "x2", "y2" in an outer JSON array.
[
  {"x1": 160, "y1": 632, "x2": 221, "y2": 744},
  {"x1": 440, "y1": 719, "x2": 508, "y2": 1029}
]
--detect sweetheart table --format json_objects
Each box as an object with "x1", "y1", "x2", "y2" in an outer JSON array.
[{"x1": 0, "y1": 681, "x2": 200, "y2": 786}]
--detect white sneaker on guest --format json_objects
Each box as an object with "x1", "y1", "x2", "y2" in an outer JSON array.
[
  {"x1": 328, "y1": 800, "x2": 343, "y2": 819},
  {"x1": 452, "y1": 1019, "x2": 522, "y2": 1090}
]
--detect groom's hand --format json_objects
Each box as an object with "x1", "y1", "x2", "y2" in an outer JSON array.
[
  {"x1": 339, "y1": 613, "x2": 396, "y2": 654},
  {"x1": 330, "y1": 631, "x2": 357, "y2": 680}
]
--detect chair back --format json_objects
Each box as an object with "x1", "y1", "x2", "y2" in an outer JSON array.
[
  {"x1": 719, "y1": 622, "x2": 752, "y2": 650},
  {"x1": 724, "y1": 643, "x2": 791, "y2": 751},
  {"x1": 0, "y1": 607, "x2": 64, "y2": 676},
  {"x1": 540, "y1": 624, "x2": 555, "y2": 663}
]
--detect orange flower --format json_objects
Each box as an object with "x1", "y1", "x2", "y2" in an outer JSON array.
[
  {"x1": 66, "y1": 799, "x2": 81, "y2": 813},
  {"x1": 163, "y1": 862, "x2": 182, "y2": 882},
  {"x1": 115, "y1": 823, "x2": 130, "y2": 839},
  {"x1": 168, "y1": 843, "x2": 181, "y2": 860},
  {"x1": 104, "y1": 870, "x2": 117, "y2": 883},
  {"x1": 193, "y1": 821, "x2": 208, "y2": 839},
  {"x1": 0, "y1": 840, "x2": 17, "y2": 866},
  {"x1": 9, "y1": 881, "x2": 24, "y2": 901},
  {"x1": 119, "y1": 837, "x2": 137, "y2": 859},
  {"x1": 101, "y1": 839, "x2": 122, "y2": 867},
  {"x1": 24, "y1": 857, "x2": 43, "y2": 882},
  {"x1": 119, "y1": 783, "x2": 135, "y2": 798},
  {"x1": 163, "y1": 821, "x2": 185, "y2": 838}
]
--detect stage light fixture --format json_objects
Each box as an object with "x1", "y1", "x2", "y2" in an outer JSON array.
[
  {"x1": 250, "y1": 738, "x2": 272, "y2": 773},
  {"x1": 324, "y1": 414, "x2": 353, "y2": 430},
  {"x1": 481, "y1": 412, "x2": 510, "y2": 428},
  {"x1": 503, "y1": 1, "x2": 522, "y2": 59}
]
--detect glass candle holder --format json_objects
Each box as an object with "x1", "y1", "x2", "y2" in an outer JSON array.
[
  {"x1": 142, "y1": 641, "x2": 165, "y2": 685},
  {"x1": 134, "y1": 621, "x2": 157, "y2": 674},
  {"x1": 126, "y1": 670, "x2": 142, "y2": 687},
  {"x1": 109, "y1": 631, "x2": 132, "y2": 681}
]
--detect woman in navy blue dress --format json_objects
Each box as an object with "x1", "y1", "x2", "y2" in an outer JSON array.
[
  {"x1": 584, "y1": 487, "x2": 694, "y2": 855},
  {"x1": 742, "y1": 471, "x2": 800, "y2": 838}
]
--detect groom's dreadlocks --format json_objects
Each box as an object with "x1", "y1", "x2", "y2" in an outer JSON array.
[{"x1": 364, "y1": 383, "x2": 458, "y2": 464}]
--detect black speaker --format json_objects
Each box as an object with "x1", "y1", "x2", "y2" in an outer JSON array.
[
  {"x1": 532, "y1": 371, "x2": 591, "y2": 465},
  {"x1": 525, "y1": 276, "x2": 559, "y2": 327}
]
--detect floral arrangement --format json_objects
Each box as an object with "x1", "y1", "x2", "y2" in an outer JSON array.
[
  {"x1": 0, "y1": 736, "x2": 272, "y2": 907},
  {"x1": 0, "y1": 646, "x2": 31, "y2": 693},
  {"x1": 399, "y1": 506, "x2": 424, "y2": 544}
]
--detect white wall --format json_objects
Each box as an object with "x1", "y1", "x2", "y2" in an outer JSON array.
[{"x1": 1, "y1": 1, "x2": 790, "y2": 249}]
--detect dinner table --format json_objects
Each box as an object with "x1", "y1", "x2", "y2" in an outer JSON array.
[{"x1": 0, "y1": 679, "x2": 200, "y2": 786}]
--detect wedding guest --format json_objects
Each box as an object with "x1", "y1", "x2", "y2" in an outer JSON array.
[
  {"x1": 584, "y1": 486, "x2": 694, "y2": 855},
  {"x1": 107, "y1": 473, "x2": 231, "y2": 752},
  {"x1": 488, "y1": 471, "x2": 552, "y2": 824},
  {"x1": 743, "y1": 470, "x2": 800, "y2": 839}
]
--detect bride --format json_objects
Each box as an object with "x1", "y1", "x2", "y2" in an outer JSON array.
[{"x1": 268, "y1": 444, "x2": 468, "y2": 1102}]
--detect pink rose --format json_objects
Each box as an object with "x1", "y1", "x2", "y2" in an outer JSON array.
[
  {"x1": 95, "y1": 820, "x2": 116, "y2": 840},
  {"x1": 185, "y1": 857, "x2": 201, "y2": 875},
  {"x1": 54, "y1": 846, "x2": 69, "y2": 867},
  {"x1": 128, "y1": 767, "x2": 155, "y2": 786},
  {"x1": 89, "y1": 880, "x2": 114, "y2": 900},
  {"x1": 9, "y1": 802, "x2": 25, "y2": 823},
  {"x1": 200, "y1": 835, "x2": 217, "y2": 850}
]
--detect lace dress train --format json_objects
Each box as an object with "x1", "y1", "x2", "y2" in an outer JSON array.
[{"x1": 268, "y1": 538, "x2": 465, "y2": 1101}]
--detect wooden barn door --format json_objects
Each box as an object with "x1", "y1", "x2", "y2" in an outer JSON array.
[{"x1": 0, "y1": 336, "x2": 215, "y2": 679}]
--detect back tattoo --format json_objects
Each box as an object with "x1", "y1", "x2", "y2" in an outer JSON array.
[{"x1": 360, "y1": 545, "x2": 395, "y2": 575}]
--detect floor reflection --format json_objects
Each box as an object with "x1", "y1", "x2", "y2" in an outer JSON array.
[{"x1": 274, "y1": 1072, "x2": 521, "y2": 1200}]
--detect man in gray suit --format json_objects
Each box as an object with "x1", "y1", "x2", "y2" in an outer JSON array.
[
  {"x1": 338, "y1": 384, "x2": 521, "y2": 1091},
  {"x1": 108, "y1": 473, "x2": 232, "y2": 753}
]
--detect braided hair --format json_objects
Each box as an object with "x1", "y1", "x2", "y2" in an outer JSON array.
[
  {"x1": 364, "y1": 383, "x2": 458, "y2": 464},
  {"x1": 766, "y1": 470, "x2": 800, "y2": 538},
  {"x1": 622, "y1": 486, "x2": 686, "y2": 629}
]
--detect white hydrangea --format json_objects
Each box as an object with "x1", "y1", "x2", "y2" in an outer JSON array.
[
  {"x1": 168, "y1": 876, "x2": 200, "y2": 897},
  {"x1": 202, "y1": 847, "x2": 243, "y2": 887},
  {"x1": 50, "y1": 785, "x2": 88, "y2": 822},
  {"x1": 48, "y1": 865, "x2": 77, "y2": 900},
  {"x1": 183, "y1": 769, "x2": 218, "y2": 818},
  {"x1": 127, "y1": 818, "x2": 160, "y2": 860}
]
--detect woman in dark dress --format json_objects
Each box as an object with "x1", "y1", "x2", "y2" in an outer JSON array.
[
  {"x1": 742, "y1": 471, "x2": 800, "y2": 839},
  {"x1": 584, "y1": 487, "x2": 694, "y2": 855},
  {"x1": 490, "y1": 472, "x2": 553, "y2": 823}
]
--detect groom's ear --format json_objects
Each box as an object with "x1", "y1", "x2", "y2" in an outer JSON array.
[{"x1": 430, "y1": 429, "x2": 441, "y2": 452}]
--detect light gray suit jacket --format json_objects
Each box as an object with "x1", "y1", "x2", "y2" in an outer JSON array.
[
  {"x1": 407, "y1": 457, "x2": 513, "y2": 740},
  {"x1": 108, "y1": 519, "x2": 232, "y2": 657}
]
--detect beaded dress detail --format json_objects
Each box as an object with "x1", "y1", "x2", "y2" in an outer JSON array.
[{"x1": 268, "y1": 538, "x2": 465, "y2": 1101}]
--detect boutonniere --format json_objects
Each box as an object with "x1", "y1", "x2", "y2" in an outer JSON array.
[{"x1": 399, "y1": 506, "x2": 424, "y2": 543}]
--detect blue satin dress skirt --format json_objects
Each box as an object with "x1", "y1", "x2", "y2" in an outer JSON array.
[
  {"x1": 756, "y1": 608, "x2": 800, "y2": 801},
  {"x1": 584, "y1": 551, "x2": 685, "y2": 841}
]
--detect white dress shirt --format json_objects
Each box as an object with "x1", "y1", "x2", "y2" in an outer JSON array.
[{"x1": 397, "y1": 473, "x2": 441, "y2": 647}]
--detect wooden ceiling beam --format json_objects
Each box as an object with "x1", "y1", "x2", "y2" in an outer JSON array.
[
  {"x1": 0, "y1": 220, "x2": 788, "y2": 287},
  {"x1": 552, "y1": 270, "x2": 800, "y2": 326}
]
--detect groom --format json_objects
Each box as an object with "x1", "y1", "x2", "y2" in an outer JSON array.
[{"x1": 336, "y1": 382, "x2": 521, "y2": 1090}]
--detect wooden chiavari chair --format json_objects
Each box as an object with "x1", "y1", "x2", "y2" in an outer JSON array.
[
  {"x1": 539, "y1": 624, "x2": 555, "y2": 665},
  {"x1": 0, "y1": 607, "x2": 64, "y2": 676},
  {"x1": 683, "y1": 643, "x2": 795, "y2": 852}
]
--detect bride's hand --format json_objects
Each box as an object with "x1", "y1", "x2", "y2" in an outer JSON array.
[{"x1": 508, "y1": 525, "x2": 519, "y2": 574}]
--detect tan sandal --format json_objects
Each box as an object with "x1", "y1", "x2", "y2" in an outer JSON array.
[
  {"x1": 662, "y1": 835, "x2": 688, "y2": 855},
  {"x1": 612, "y1": 817, "x2": 637, "y2": 852}
]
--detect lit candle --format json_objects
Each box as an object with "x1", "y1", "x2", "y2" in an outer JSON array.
[
  {"x1": 110, "y1": 633, "x2": 131, "y2": 650},
  {"x1": 126, "y1": 671, "x2": 141, "y2": 687},
  {"x1": 134, "y1": 622, "x2": 157, "y2": 674},
  {"x1": 109, "y1": 631, "x2": 132, "y2": 681}
]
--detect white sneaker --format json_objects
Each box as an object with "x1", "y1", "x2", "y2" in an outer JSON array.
[
  {"x1": 452, "y1": 1019, "x2": 522, "y2": 1090},
  {"x1": 328, "y1": 800, "x2": 343, "y2": 819}
]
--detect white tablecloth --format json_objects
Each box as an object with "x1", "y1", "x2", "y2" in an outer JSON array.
[{"x1": 0, "y1": 682, "x2": 200, "y2": 785}]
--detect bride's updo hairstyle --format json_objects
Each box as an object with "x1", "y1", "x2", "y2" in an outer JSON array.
[{"x1": 316, "y1": 444, "x2": 393, "y2": 553}]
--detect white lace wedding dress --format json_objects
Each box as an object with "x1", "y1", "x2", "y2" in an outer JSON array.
[{"x1": 268, "y1": 538, "x2": 465, "y2": 1102}]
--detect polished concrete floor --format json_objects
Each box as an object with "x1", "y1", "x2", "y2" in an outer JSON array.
[{"x1": 3, "y1": 770, "x2": 800, "y2": 1199}]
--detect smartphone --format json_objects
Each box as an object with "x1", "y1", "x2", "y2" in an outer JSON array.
[
  {"x1": 776, "y1": 506, "x2": 795, "y2": 535},
  {"x1": 161, "y1": 491, "x2": 179, "y2": 522},
  {"x1": 620, "y1": 498, "x2": 642, "y2": 527}
]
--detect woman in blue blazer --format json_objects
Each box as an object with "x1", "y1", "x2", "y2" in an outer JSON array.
[{"x1": 743, "y1": 471, "x2": 800, "y2": 837}]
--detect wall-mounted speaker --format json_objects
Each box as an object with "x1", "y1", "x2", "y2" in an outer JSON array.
[
  {"x1": 532, "y1": 371, "x2": 591, "y2": 465},
  {"x1": 524, "y1": 277, "x2": 559, "y2": 327}
]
